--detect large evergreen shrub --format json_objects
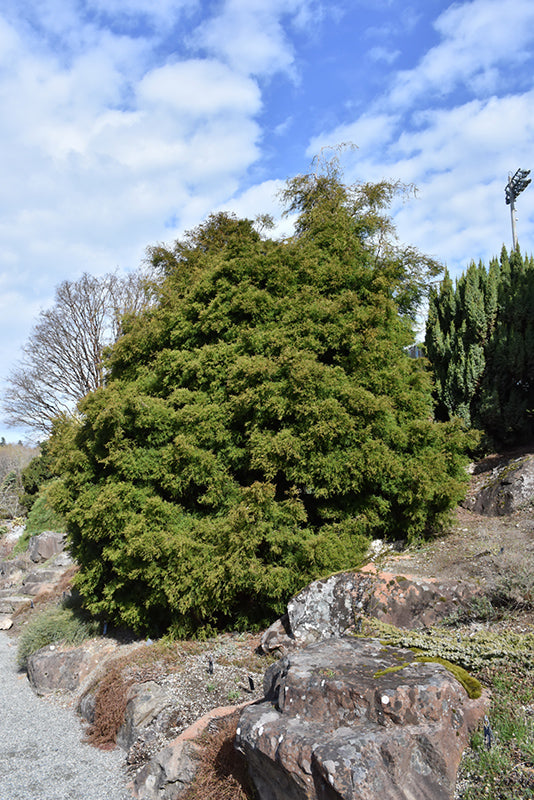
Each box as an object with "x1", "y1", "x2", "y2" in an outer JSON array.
[{"x1": 49, "y1": 165, "x2": 471, "y2": 636}]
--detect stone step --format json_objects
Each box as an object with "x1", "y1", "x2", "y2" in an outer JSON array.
[
  {"x1": 19, "y1": 569, "x2": 69, "y2": 596},
  {"x1": 0, "y1": 596, "x2": 31, "y2": 614},
  {"x1": 23, "y1": 569, "x2": 63, "y2": 585}
]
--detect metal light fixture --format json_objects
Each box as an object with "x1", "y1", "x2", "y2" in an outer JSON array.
[{"x1": 505, "y1": 168, "x2": 531, "y2": 250}]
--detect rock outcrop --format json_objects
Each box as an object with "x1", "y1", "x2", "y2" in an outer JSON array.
[
  {"x1": 0, "y1": 536, "x2": 75, "y2": 631},
  {"x1": 464, "y1": 455, "x2": 534, "y2": 516},
  {"x1": 117, "y1": 681, "x2": 175, "y2": 751},
  {"x1": 0, "y1": 521, "x2": 495, "y2": 800},
  {"x1": 260, "y1": 567, "x2": 481, "y2": 653},
  {"x1": 237, "y1": 637, "x2": 488, "y2": 800},
  {"x1": 21, "y1": 568, "x2": 63, "y2": 596},
  {"x1": 27, "y1": 642, "x2": 113, "y2": 695},
  {"x1": 133, "y1": 738, "x2": 201, "y2": 800},
  {"x1": 29, "y1": 531, "x2": 67, "y2": 563}
]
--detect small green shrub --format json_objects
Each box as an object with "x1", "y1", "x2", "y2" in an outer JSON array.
[
  {"x1": 48, "y1": 181, "x2": 473, "y2": 637},
  {"x1": 12, "y1": 481, "x2": 67, "y2": 556},
  {"x1": 25, "y1": 481, "x2": 66, "y2": 536},
  {"x1": 17, "y1": 606, "x2": 99, "y2": 669},
  {"x1": 20, "y1": 443, "x2": 55, "y2": 512}
]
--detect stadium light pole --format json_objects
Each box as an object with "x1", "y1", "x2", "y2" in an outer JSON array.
[{"x1": 505, "y1": 168, "x2": 531, "y2": 250}]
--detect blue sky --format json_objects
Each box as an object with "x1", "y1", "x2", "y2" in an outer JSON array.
[{"x1": 1, "y1": 0, "x2": 533, "y2": 441}]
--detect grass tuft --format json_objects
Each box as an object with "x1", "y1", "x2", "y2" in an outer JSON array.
[{"x1": 17, "y1": 605, "x2": 99, "y2": 669}]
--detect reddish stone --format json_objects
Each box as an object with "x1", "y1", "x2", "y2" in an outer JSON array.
[{"x1": 237, "y1": 637, "x2": 488, "y2": 800}]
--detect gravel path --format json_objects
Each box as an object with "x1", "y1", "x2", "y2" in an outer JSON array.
[{"x1": 0, "y1": 633, "x2": 132, "y2": 800}]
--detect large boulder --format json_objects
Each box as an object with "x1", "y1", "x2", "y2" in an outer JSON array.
[
  {"x1": 27, "y1": 645, "x2": 100, "y2": 695},
  {"x1": 464, "y1": 455, "x2": 534, "y2": 516},
  {"x1": 28, "y1": 531, "x2": 66, "y2": 563},
  {"x1": 260, "y1": 569, "x2": 481, "y2": 652},
  {"x1": 237, "y1": 637, "x2": 488, "y2": 800},
  {"x1": 132, "y1": 738, "x2": 201, "y2": 800},
  {"x1": 117, "y1": 681, "x2": 175, "y2": 751}
]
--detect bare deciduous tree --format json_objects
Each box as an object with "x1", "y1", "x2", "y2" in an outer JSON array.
[{"x1": 3, "y1": 271, "x2": 152, "y2": 437}]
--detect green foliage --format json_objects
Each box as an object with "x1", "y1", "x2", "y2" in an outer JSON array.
[
  {"x1": 25, "y1": 481, "x2": 67, "y2": 535},
  {"x1": 426, "y1": 248, "x2": 534, "y2": 446},
  {"x1": 49, "y1": 165, "x2": 471, "y2": 636},
  {"x1": 20, "y1": 442, "x2": 55, "y2": 512},
  {"x1": 17, "y1": 605, "x2": 100, "y2": 669},
  {"x1": 12, "y1": 481, "x2": 67, "y2": 556}
]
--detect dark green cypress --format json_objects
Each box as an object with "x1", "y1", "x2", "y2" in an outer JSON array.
[{"x1": 426, "y1": 247, "x2": 534, "y2": 446}]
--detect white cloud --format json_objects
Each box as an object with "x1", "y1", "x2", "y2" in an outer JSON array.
[
  {"x1": 0, "y1": 14, "x2": 19, "y2": 56},
  {"x1": 390, "y1": 0, "x2": 534, "y2": 106},
  {"x1": 307, "y1": 0, "x2": 534, "y2": 277},
  {"x1": 3, "y1": 0, "x2": 194, "y2": 47},
  {"x1": 308, "y1": 112, "x2": 398, "y2": 156},
  {"x1": 219, "y1": 178, "x2": 284, "y2": 217},
  {"x1": 0, "y1": 3, "x2": 276, "y2": 439},
  {"x1": 137, "y1": 60, "x2": 261, "y2": 116},
  {"x1": 351, "y1": 91, "x2": 534, "y2": 268},
  {"x1": 368, "y1": 46, "x2": 401, "y2": 64},
  {"x1": 192, "y1": 0, "x2": 316, "y2": 77}
]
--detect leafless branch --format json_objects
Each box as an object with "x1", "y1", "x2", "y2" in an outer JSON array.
[{"x1": 3, "y1": 270, "x2": 153, "y2": 437}]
